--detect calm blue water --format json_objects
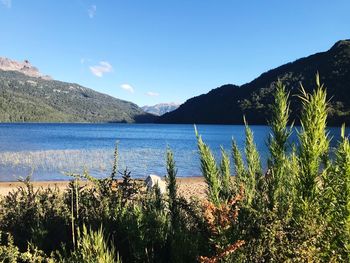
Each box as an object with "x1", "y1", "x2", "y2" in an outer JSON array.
[{"x1": 0, "y1": 123, "x2": 347, "y2": 181}]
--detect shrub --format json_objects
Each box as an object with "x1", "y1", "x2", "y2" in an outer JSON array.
[
  {"x1": 65, "y1": 225, "x2": 121, "y2": 263},
  {"x1": 0, "y1": 177, "x2": 70, "y2": 253}
]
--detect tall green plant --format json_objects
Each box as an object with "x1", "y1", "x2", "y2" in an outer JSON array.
[
  {"x1": 67, "y1": 225, "x2": 121, "y2": 263},
  {"x1": 268, "y1": 80, "x2": 292, "y2": 170},
  {"x1": 298, "y1": 73, "x2": 330, "y2": 201},
  {"x1": 243, "y1": 117, "x2": 262, "y2": 204},
  {"x1": 195, "y1": 125, "x2": 221, "y2": 204},
  {"x1": 219, "y1": 147, "x2": 232, "y2": 200},
  {"x1": 231, "y1": 139, "x2": 246, "y2": 193},
  {"x1": 292, "y1": 75, "x2": 332, "y2": 260},
  {"x1": 267, "y1": 80, "x2": 293, "y2": 211},
  {"x1": 166, "y1": 148, "x2": 178, "y2": 216},
  {"x1": 166, "y1": 148, "x2": 191, "y2": 263},
  {"x1": 241, "y1": 81, "x2": 297, "y2": 261},
  {"x1": 326, "y1": 125, "x2": 350, "y2": 261}
]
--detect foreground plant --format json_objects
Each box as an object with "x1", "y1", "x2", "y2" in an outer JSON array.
[
  {"x1": 195, "y1": 75, "x2": 350, "y2": 262},
  {"x1": 65, "y1": 225, "x2": 121, "y2": 263},
  {"x1": 198, "y1": 187, "x2": 245, "y2": 263}
]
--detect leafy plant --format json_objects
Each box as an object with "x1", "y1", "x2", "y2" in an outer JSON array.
[
  {"x1": 195, "y1": 126, "x2": 221, "y2": 204},
  {"x1": 65, "y1": 225, "x2": 121, "y2": 263}
]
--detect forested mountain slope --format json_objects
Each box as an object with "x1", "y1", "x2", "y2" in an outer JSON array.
[
  {"x1": 0, "y1": 60, "x2": 155, "y2": 123},
  {"x1": 158, "y1": 40, "x2": 350, "y2": 125}
]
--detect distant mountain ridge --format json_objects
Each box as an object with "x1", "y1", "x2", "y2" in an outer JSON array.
[
  {"x1": 158, "y1": 39, "x2": 350, "y2": 125},
  {"x1": 142, "y1": 103, "x2": 180, "y2": 116},
  {"x1": 0, "y1": 58, "x2": 155, "y2": 123}
]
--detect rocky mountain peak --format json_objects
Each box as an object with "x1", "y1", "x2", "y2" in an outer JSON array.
[
  {"x1": 0, "y1": 57, "x2": 52, "y2": 80},
  {"x1": 142, "y1": 102, "x2": 180, "y2": 116}
]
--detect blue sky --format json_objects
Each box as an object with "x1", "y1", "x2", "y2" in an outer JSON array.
[{"x1": 0, "y1": 1, "x2": 349, "y2": 106}]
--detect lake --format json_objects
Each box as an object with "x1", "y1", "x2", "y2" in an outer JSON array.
[{"x1": 0, "y1": 123, "x2": 347, "y2": 181}]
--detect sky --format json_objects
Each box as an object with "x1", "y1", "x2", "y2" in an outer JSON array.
[{"x1": 0, "y1": 1, "x2": 349, "y2": 106}]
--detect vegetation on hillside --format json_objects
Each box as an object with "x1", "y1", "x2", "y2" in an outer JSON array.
[
  {"x1": 159, "y1": 39, "x2": 350, "y2": 125},
  {"x1": 0, "y1": 76, "x2": 350, "y2": 262},
  {"x1": 0, "y1": 70, "x2": 155, "y2": 123}
]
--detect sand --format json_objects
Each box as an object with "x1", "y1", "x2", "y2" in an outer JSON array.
[{"x1": 0, "y1": 177, "x2": 207, "y2": 200}]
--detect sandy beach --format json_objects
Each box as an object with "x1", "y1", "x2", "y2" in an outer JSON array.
[{"x1": 0, "y1": 177, "x2": 207, "y2": 200}]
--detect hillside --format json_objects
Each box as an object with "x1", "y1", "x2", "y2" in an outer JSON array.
[
  {"x1": 158, "y1": 39, "x2": 350, "y2": 125},
  {"x1": 0, "y1": 59, "x2": 155, "y2": 123},
  {"x1": 142, "y1": 103, "x2": 180, "y2": 116}
]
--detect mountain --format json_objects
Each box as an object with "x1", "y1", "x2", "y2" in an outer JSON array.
[
  {"x1": 142, "y1": 103, "x2": 180, "y2": 116},
  {"x1": 158, "y1": 39, "x2": 350, "y2": 125},
  {"x1": 0, "y1": 57, "x2": 155, "y2": 123},
  {"x1": 0, "y1": 57, "x2": 52, "y2": 80}
]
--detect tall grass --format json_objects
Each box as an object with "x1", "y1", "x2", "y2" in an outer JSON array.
[{"x1": 66, "y1": 225, "x2": 121, "y2": 263}]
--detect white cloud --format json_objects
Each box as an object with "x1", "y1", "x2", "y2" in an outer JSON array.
[
  {"x1": 1, "y1": 0, "x2": 11, "y2": 8},
  {"x1": 146, "y1": 91, "x2": 159, "y2": 97},
  {"x1": 120, "y1": 84, "x2": 135, "y2": 93},
  {"x1": 88, "y1": 5, "x2": 96, "y2": 18},
  {"x1": 89, "y1": 61, "x2": 113, "y2": 77}
]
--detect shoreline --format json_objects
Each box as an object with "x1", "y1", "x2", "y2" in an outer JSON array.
[{"x1": 0, "y1": 177, "x2": 206, "y2": 199}]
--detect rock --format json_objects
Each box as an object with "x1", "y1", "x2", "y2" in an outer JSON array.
[
  {"x1": 145, "y1": 174, "x2": 167, "y2": 194},
  {"x1": 0, "y1": 57, "x2": 52, "y2": 80}
]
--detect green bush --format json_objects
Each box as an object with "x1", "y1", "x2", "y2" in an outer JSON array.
[
  {"x1": 195, "y1": 75, "x2": 350, "y2": 262},
  {"x1": 0, "y1": 177, "x2": 70, "y2": 252},
  {"x1": 64, "y1": 225, "x2": 121, "y2": 263}
]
